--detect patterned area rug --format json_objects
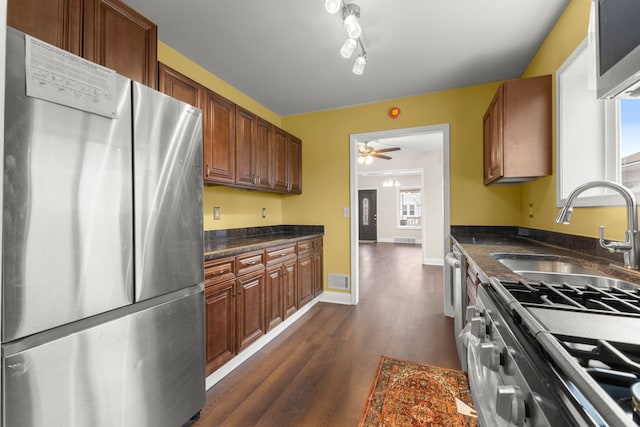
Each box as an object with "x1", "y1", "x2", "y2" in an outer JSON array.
[{"x1": 359, "y1": 356, "x2": 478, "y2": 426}]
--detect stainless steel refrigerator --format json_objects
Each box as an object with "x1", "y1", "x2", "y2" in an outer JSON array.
[{"x1": 2, "y1": 27, "x2": 205, "y2": 427}]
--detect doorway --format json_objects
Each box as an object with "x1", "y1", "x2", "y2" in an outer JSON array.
[
  {"x1": 349, "y1": 124, "x2": 451, "y2": 305},
  {"x1": 358, "y1": 189, "x2": 377, "y2": 241}
]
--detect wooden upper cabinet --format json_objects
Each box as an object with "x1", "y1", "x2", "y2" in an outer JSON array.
[
  {"x1": 83, "y1": 0, "x2": 158, "y2": 89},
  {"x1": 272, "y1": 127, "x2": 302, "y2": 194},
  {"x1": 203, "y1": 91, "x2": 236, "y2": 184},
  {"x1": 255, "y1": 118, "x2": 273, "y2": 190},
  {"x1": 235, "y1": 107, "x2": 258, "y2": 187},
  {"x1": 8, "y1": 0, "x2": 157, "y2": 88},
  {"x1": 287, "y1": 135, "x2": 302, "y2": 194},
  {"x1": 158, "y1": 63, "x2": 204, "y2": 109},
  {"x1": 272, "y1": 127, "x2": 289, "y2": 192},
  {"x1": 483, "y1": 74, "x2": 551, "y2": 185},
  {"x1": 8, "y1": 0, "x2": 83, "y2": 55}
]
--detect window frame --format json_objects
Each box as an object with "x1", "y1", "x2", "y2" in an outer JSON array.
[
  {"x1": 555, "y1": 37, "x2": 625, "y2": 208},
  {"x1": 396, "y1": 186, "x2": 422, "y2": 229}
]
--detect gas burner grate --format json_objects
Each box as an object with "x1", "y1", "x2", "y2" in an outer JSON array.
[
  {"x1": 501, "y1": 280, "x2": 640, "y2": 315},
  {"x1": 558, "y1": 336, "x2": 640, "y2": 377}
]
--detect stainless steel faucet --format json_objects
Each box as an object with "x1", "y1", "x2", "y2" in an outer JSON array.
[{"x1": 556, "y1": 180, "x2": 640, "y2": 269}]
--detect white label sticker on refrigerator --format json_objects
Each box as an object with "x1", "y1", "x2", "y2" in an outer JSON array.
[{"x1": 24, "y1": 35, "x2": 118, "y2": 118}]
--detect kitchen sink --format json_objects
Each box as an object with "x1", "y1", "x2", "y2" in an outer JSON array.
[
  {"x1": 491, "y1": 253, "x2": 640, "y2": 290},
  {"x1": 491, "y1": 252, "x2": 603, "y2": 275}
]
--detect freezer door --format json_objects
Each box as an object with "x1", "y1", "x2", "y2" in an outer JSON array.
[
  {"x1": 133, "y1": 82, "x2": 204, "y2": 301},
  {"x1": 2, "y1": 286, "x2": 206, "y2": 427},
  {"x1": 2, "y1": 28, "x2": 134, "y2": 342}
]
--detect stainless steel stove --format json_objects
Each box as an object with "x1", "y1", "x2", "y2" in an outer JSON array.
[{"x1": 465, "y1": 277, "x2": 640, "y2": 426}]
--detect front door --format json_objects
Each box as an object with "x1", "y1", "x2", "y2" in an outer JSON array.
[{"x1": 358, "y1": 189, "x2": 377, "y2": 241}]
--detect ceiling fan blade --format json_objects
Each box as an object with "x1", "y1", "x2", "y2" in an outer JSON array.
[
  {"x1": 374, "y1": 147, "x2": 401, "y2": 153},
  {"x1": 372, "y1": 153, "x2": 392, "y2": 160}
]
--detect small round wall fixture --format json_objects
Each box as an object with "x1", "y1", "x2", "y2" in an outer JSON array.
[{"x1": 389, "y1": 107, "x2": 401, "y2": 119}]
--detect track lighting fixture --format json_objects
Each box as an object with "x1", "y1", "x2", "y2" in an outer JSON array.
[
  {"x1": 340, "y1": 38, "x2": 357, "y2": 58},
  {"x1": 326, "y1": 1, "x2": 368, "y2": 75},
  {"x1": 342, "y1": 3, "x2": 362, "y2": 39},
  {"x1": 353, "y1": 53, "x2": 366, "y2": 75},
  {"x1": 325, "y1": 0, "x2": 341, "y2": 14}
]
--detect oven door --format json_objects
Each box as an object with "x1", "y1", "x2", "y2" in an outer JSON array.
[{"x1": 445, "y1": 244, "x2": 467, "y2": 369}]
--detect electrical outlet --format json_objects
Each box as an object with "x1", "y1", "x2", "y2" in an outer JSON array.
[
  {"x1": 528, "y1": 204, "x2": 534, "y2": 218},
  {"x1": 262, "y1": 207, "x2": 266, "y2": 218},
  {"x1": 213, "y1": 206, "x2": 221, "y2": 220}
]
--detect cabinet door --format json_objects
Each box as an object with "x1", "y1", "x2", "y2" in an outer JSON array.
[
  {"x1": 7, "y1": 0, "x2": 82, "y2": 55},
  {"x1": 287, "y1": 135, "x2": 302, "y2": 194},
  {"x1": 83, "y1": 0, "x2": 158, "y2": 89},
  {"x1": 272, "y1": 127, "x2": 289, "y2": 192},
  {"x1": 283, "y1": 259, "x2": 298, "y2": 319},
  {"x1": 235, "y1": 106, "x2": 257, "y2": 187},
  {"x1": 203, "y1": 91, "x2": 236, "y2": 183},
  {"x1": 265, "y1": 264, "x2": 285, "y2": 331},
  {"x1": 297, "y1": 254, "x2": 314, "y2": 307},
  {"x1": 236, "y1": 270, "x2": 265, "y2": 353},
  {"x1": 255, "y1": 118, "x2": 273, "y2": 189},
  {"x1": 483, "y1": 89, "x2": 503, "y2": 185},
  {"x1": 313, "y1": 238, "x2": 323, "y2": 296},
  {"x1": 205, "y1": 279, "x2": 236, "y2": 375},
  {"x1": 158, "y1": 63, "x2": 204, "y2": 109}
]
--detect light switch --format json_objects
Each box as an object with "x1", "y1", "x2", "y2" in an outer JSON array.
[
  {"x1": 343, "y1": 207, "x2": 350, "y2": 218},
  {"x1": 213, "y1": 206, "x2": 221, "y2": 220}
]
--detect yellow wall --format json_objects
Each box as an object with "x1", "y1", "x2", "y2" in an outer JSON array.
[
  {"x1": 158, "y1": 0, "x2": 622, "y2": 289},
  {"x1": 520, "y1": 0, "x2": 629, "y2": 240},
  {"x1": 282, "y1": 83, "x2": 524, "y2": 281}
]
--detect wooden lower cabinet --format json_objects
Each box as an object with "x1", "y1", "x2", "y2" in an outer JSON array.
[
  {"x1": 283, "y1": 259, "x2": 298, "y2": 319},
  {"x1": 313, "y1": 238, "x2": 324, "y2": 296},
  {"x1": 204, "y1": 237, "x2": 322, "y2": 374},
  {"x1": 265, "y1": 264, "x2": 285, "y2": 331},
  {"x1": 205, "y1": 279, "x2": 236, "y2": 376},
  {"x1": 297, "y1": 251, "x2": 315, "y2": 307},
  {"x1": 236, "y1": 269, "x2": 266, "y2": 353}
]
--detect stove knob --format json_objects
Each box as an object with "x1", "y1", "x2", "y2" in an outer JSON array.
[
  {"x1": 496, "y1": 385, "x2": 526, "y2": 426},
  {"x1": 479, "y1": 342, "x2": 500, "y2": 371},
  {"x1": 465, "y1": 305, "x2": 480, "y2": 322},
  {"x1": 470, "y1": 316, "x2": 486, "y2": 340}
]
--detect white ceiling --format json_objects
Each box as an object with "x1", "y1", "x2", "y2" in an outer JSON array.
[{"x1": 125, "y1": 0, "x2": 569, "y2": 116}]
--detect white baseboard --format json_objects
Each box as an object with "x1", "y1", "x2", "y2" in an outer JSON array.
[
  {"x1": 319, "y1": 290, "x2": 353, "y2": 305},
  {"x1": 423, "y1": 257, "x2": 444, "y2": 266},
  {"x1": 205, "y1": 295, "x2": 322, "y2": 390}
]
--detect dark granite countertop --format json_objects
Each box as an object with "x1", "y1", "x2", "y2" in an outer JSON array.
[
  {"x1": 204, "y1": 225, "x2": 324, "y2": 260},
  {"x1": 451, "y1": 226, "x2": 640, "y2": 286}
]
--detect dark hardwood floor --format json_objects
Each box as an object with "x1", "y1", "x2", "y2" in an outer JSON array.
[{"x1": 194, "y1": 242, "x2": 460, "y2": 427}]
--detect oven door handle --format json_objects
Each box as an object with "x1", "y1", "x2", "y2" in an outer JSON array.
[{"x1": 445, "y1": 252, "x2": 461, "y2": 268}]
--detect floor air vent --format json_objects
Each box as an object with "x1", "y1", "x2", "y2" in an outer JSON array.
[
  {"x1": 328, "y1": 273, "x2": 350, "y2": 291},
  {"x1": 394, "y1": 237, "x2": 416, "y2": 244}
]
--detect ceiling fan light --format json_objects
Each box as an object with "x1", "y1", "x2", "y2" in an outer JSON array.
[
  {"x1": 364, "y1": 155, "x2": 373, "y2": 165},
  {"x1": 325, "y1": 0, "x2": 341, "y2": 14},
  {"x1": 357, "y1": 155, "x2": 365, "y2": 165},
  {"x1": 352, "y1": 55, "x2": 366, "y2": 75},
  {"x1": 340, "y1": 38, "x2": 358, "y2": 59}
]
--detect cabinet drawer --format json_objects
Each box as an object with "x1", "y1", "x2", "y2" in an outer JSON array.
[
  {"x1": 266, "y1": 244, "x2": 296, "y2": 265},
  {"x1": 297, "y1": 240, "x2": 313, "y2": 257},
  {"x1": 205, "y1": 257, "x2": 236, "y2": 286},
  {"x1": 236, "y1": 250, "x2": 265, "y2": 276}
]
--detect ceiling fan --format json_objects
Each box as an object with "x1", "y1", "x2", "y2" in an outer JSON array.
[{"x1": 357, "y1": 142, "x2": 400, "y2": 164}]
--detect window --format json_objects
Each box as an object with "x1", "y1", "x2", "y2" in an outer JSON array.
[
  {"x1": 556, "y1": 6, "x2": 640, "y2": 207},
  {"x1": 397, "y1": 188, "x2": 421, "y2": 228}
]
